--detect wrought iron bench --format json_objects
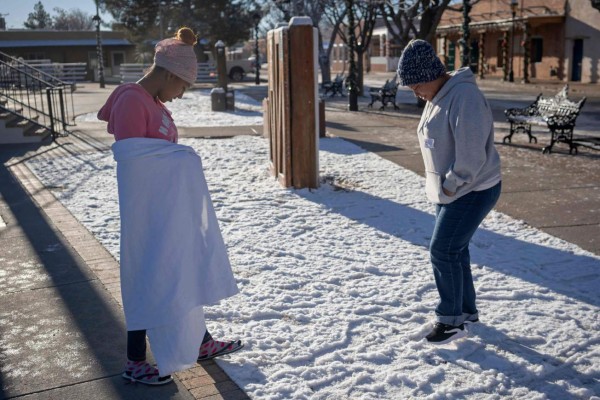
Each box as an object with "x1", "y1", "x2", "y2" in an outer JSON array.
[
  {"x1": 367, "y1": 76, "x2": 399, "y2": 110},
  {"x1": 321, "y1": 74, "x2": 345, "y2": 97},
  {"x1": 504, "y1": 85, "x2": 587, "y2": 154}
]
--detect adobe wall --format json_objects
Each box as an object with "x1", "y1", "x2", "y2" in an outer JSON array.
[{"x1": 564, "y1": 0, "x2": 600, "y2": 83}]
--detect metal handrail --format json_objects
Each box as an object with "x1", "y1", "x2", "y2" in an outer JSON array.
[
  {"x1": 0, "y1": 52, "x2": 75, "y2": 140},
  {"x1": 0, "y1": 50, "x2": 76, "y2": 90}
]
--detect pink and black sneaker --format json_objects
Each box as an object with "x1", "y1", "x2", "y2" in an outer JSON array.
[
  {"x1": 122, "y1": 360, "x2": 173, "y2": 386},
  {"x1": 197, "y1": 332, "x2": 243, "y2": 361}
]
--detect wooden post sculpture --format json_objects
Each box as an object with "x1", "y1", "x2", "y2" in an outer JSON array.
[{"x1": 265, "y1": 17, "x2": 319, "y2": 189}]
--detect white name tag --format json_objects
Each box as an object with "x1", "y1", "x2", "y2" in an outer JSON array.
[{"x1": 425, "y1": 138, "x2": 435, "y2": 149}]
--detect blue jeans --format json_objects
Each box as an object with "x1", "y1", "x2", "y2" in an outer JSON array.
[{"x1": 430, "y1": 182, "x2": 501, "y2": 326}]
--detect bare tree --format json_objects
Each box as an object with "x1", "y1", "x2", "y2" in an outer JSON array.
[
  {"x1": 53, "y1": 8, "x2": 95, "y2": 30},
  {"x1": 325, "y1": 0, "x2": 380, "y2": 96},
  {"x1": 378, "y1": 0, "x2": 464, "y2": 107},
  {"x1": 378, "y1": 0, "x2": 452, "y2": 49},
  {"x1": 270, "y1": 0, "x2": 345, "y2": 84},
  {"x1": 318, "y1": 0, "x2": 346, "y2": 84}
]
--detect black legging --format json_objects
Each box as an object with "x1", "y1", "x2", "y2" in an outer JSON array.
[{"x1": 127, "y1": 329, "x2": 213, "y2": 361}]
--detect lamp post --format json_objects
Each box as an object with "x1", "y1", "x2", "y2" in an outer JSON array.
[
  {"x1": 93, "y1": 1, "x2": 105, "y2": 88},
  {"x1": 253, "y1": 13, "x2": 261, "y2": 85},
  {"x1": 508, "y1": 0, "x2": 518, "y2": 82},
  {"x1": 215, "y1": 40, "x2": 228, "y2": 92},
  {"x1": 461, "y1": 0, "x2": 472, "y2": 68},
  {"x1": 346, "y1": 0, "x2": 358, "y2": 112}
]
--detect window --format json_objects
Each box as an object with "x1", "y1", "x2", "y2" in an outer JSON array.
[
  {"x1": 112, "y1": 52, "x2": 125, "y2": 68},
  {"x1": 531, "y1": 38, "x2": 543, "y2": 63},
  {"x1": 371, "y1": 36, "x2": 381, "y2": 57}
]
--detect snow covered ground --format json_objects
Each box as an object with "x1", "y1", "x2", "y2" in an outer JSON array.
[
  {"x1": 29, "y1": 92, "x2": 600, "y2": 399},
  {"x1": 75, "y1": 89, "x2": 264, "y2": 127}
]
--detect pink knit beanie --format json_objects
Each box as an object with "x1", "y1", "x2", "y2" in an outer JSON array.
[{"x1": 154, "y1": 28, "x2": 198, "y2": 84}]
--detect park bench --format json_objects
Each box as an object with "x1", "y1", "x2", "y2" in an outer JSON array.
[
  {"x1": 120, "y1": 63, "x2": 217, "y2": 83},
  {"x1": 504, "y1": 85, "x2": 587, "y2": 154},
  {"x1": 321, "y1": 74, "x2": 345, "y2": 97},
  {"x1": 367, "y1": 75, "x2": 399, "y2": 110}
]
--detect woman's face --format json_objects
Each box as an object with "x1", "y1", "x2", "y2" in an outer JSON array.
[
  {"x1": 408, "y1": 75, "x2": 448, "y2": 102},
  {"x1": 158, "y1": 73, "x2": 191, "y2": 103},
  {"x1": 408, "y1": 81, "x2": 436, "y2": 102}
]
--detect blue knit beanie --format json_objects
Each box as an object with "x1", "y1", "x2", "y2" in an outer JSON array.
[{"x1": 397, "y1": 39, "x2": 446, "y2": 86}]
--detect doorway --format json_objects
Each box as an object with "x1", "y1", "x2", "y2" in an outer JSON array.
[
  {"x1": 111, "y1": 52, "x2": 125, "y2": 77},
  {"x1": 470, "y1": 40, "x2": 479, "y2": 73},
  {"x1": 571, "y1": 39, "x2": 583, "y2": 81}
]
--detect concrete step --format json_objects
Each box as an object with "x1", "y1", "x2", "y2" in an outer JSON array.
[
  {"x1": 6, "y1": 115, "x2": 37, "y2": 129},
  {"x1": 24, "y1": 123, "x2": 51, "y2": 139},
  {"x1": 0, "y1": 111, "x2": 19, "y2": 122},
  {"x1": 0, "y1": 108, "x2": 24, "y2": 119},
  {"x1": 0, "y1": 115, "x2": 50, "y2": 144}
]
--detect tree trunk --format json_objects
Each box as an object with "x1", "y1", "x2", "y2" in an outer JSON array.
[
  {"x1": 317, "y1": 30, "x2": 331, "y2": 84},
  {"x1": 356, "y1": 50, "x2": 365, "y2": 97},
  {"x1": 320, "y1": 55, "x2": 332, "y2": 84}
]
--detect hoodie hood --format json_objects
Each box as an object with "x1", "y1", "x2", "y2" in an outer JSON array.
[{"x1": 433, "y1": 67, "x2": 477, "y2": 104}]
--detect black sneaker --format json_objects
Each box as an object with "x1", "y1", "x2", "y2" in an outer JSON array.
[{"x1": 425, "y1": 322, "x2": 467, "y2": 344}]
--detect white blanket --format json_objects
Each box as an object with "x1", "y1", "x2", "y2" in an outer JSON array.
[{"x1": 112, "y1": 138, "x2": 239, "y2": 375}]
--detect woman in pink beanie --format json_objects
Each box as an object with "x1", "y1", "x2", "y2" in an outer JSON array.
[
  {"x1": 98, "y1": 27, "x2": 199, "y2": 143},
  {"x1": 98, "y1": 27, "x2": 243, "y2": 386}
]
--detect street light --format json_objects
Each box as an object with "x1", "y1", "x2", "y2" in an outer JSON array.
[
  {"x1": 508, "y1": 0, "x2": 518, "y2": 82},
  {"x1": 346, "y1": 0, "x2": 358, "y2": 112},
  {"x1": 461, "y1": 0, "x2": 472, "y2": 68},
  {"x1": 253, "y1": 13, "x2": 261, "y2": 85},
  {"x1": 215, "y1": 40, "x2": 228, "y2": 92},
  {"x1": 93, "y1": 1, "x2": 105, "y2": 88}
]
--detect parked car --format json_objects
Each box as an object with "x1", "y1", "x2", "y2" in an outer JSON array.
[{"x1": 203, "y1": 52, "x2": 253, "y2": 82}]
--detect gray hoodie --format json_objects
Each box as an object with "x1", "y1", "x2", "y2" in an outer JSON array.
[{"x1": 417, "y1": 67, "x2": 501, "y2": 204}]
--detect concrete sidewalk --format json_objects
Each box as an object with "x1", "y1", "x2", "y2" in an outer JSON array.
[
  {"x1": 0, "y1": 140, "x2": 249, "y2": 400},
  {"x1": 0, "y1": 78, "x2": 598, "y2": 400}
]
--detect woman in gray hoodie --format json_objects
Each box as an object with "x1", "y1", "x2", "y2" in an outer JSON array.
[{"x1": 397, "y1": 39, "x2": 502, "y2": 344}]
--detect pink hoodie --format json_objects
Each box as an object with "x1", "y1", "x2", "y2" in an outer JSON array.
[{"x1": 97, "y1": 83, "x2": 178, "y2": 143}]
